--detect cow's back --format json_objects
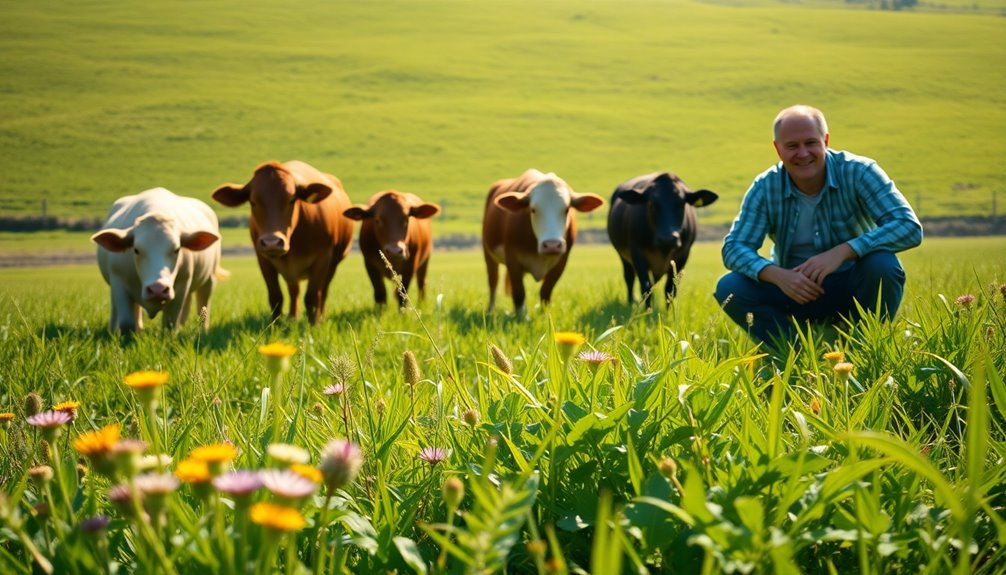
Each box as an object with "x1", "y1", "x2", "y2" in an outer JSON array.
[{"x1": 282, "y1": 162, "x2": 354, "y2": 259}]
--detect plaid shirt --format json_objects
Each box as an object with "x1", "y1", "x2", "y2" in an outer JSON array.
[{"x1": 722, "y1": 149, "x2": 923, "y2": 281}]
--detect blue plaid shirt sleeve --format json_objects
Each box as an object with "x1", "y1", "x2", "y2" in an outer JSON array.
[
  {"x1": 721, "y1": 177, "x2": 776, "y2": 281},
  {"x1": 844, "y1": 161, "x2": 923, "y2": 257}
]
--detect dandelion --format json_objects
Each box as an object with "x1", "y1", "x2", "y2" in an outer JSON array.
[
  {"x1": 250, "y1": 502, "x2": 305, "y2": 533},
  {"x1": 955, "y1": 293, "x2": 976, "y2": 309},
  {"x1": 259, "y1": 342, "x2": 297, "y2": 375},
  {"x1": 323, "y1": 383, "x2": 345, "y2": 397},
  {"x1": 577, "y1": 350, "x2": 614, "y2": 365},
  {"x1": 27, "y1": 410, "x2": 72, "y2": 441},
  {"x1": 554, "y1": 331, "x2": 586, "y2": 361},
  {"x1": 259, "y1": 468, "x2": 317, "y2": 503},
  {"x1": 489, "y1": 344, "x2": 513, "y2": 375},
  {"x1": 0, "y1": 412, "x2": 14, "y2": 428},
  {"x1": 124, "y1": 370, "x2": 169, "y2": 391},
  {"x1": 318, "y1": 438, "x2": 363, "y2": 492},
  {"x1": 403, "y1": 350, "x2": 421, "y2": 387},
  {"x1": 74, "y1": 424, "x2": 122, "y2": 477},
  {"x1": 213, "y1": 470, "x2": 263, "y2": 505},
  {"x1": 53, "y1": 400, "x2": 80, "y2": 420},
  {"x1": 175, "y1": 458, "x2": 212, "y2": 484},
  {"x1": 834, "y1": 362, "x2": 854, "y2": 385},
  {"x1": 419, "y1": 447, "x2": 450, "y2": 466},
  {"x1": 823, "y1": 351, "x2": 845, "y2": 366},
  {"x1": 190, "y1": 442, "x2": 238, "y2": 474},
  {"x1": 290, "y1": 464, "x2": 323, "y2": 483},
  {"x1": 267, "y1": 443, "x2": 310, "y2": 466}
]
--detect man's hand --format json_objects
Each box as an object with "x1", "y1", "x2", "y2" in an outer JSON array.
[
  {"x1": 794, "y1": 243, "x2": 857, "y2": 285},
  {"x1": 759, "y1": 265, "x2": 825, "y2": 304}
]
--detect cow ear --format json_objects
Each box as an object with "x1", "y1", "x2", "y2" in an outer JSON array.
[
  {"x1": 92, "y1": 228, "x2": 134, "y2": 252},
  {"x1": 613, "y1": 189, "x2": 648, "y2": 205},
  {"x1": 410, "y1": 203, "x2": 440, "y2": 219},
  {"x1": 298, "y1": 182, "x2": 333, "y2": 204},
  {"x1": 570, "y1": 192, "x2": 605, "y2": 213},
  {"x1": 212, "y1": 183, "x2": 251, "y2": 207},
  {"x1": 181, "y1": 231, "x2": 220, "y2": 252},
  {"x1": 343, "y1": 206, "x2": 372, "y2": 221},
  {"x1": 687, "y1": 189, "x2": 719, "y2": 208},
  {"x1": 495, "y1": 192, "x2": 530, "y2": 212}
]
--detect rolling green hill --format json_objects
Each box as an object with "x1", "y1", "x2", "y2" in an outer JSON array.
[{"x1": 1, "y1": 0, "x2": 1003, "y2": 236}]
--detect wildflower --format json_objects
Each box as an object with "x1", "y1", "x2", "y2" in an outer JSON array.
[
  {"x1": 658, "y1": 457, "x2": 678, "y2": 480},
  {"x1": 290, "y1": 464, "x2": 323, "y2": 483},
  {"x1": 24, "y1": 392, "x2": 42, "y2": 417},
  {"x1": 323, "y1": 383, "x2": 345, "y2": 397},
  {"x1": 833, "y1": 362, "x2": 854, "y2": 385},
  {"x1": 0, "y1": 412, "x2": 14, "y2": 428},
  {"x1": 134, "y1": 473, "x2": 179, "y2": 516},
  {"x1": 554, "y1": 332, "x2": 586, "y2": 360},
  {"x1": 419, "y1": 447, "x2": 450, "y2": 466},
  {"x1": 955, "y1": 293, "x2": 976, "y2": 309},
  {"x1": 490, "y1": 344, "x2": 513, "y2": 375},
  {"x1": 74, "y1": 424, "x2": 122, "y2": 477},
  {"x1": 823, "y1": 351, "x2": 845, "y2": 366},
  {"x1": 577, "y1": 350, "x2": 614, "y2": 365},
  {"x1": 138, "y1": 454, "x2": 173, "y2": 472},
  {"x1": 112, "y1": 439, "x2": 149, "y2": 477},
  {"x1": 442, "y1": 476, "x2": 464, "y2": 508},
  {"x1": 327, "y1": 353, "x2": 355, "y2": 386},
  {"x1": 53, "y1": 400, "x2": 80, "y2": 420},
  {"x1": 33, "y1": 502, "x2": 51, "y2": 522},
  {"x1": 175, "y1": 458, "x2": 212, "y2": 484},
  {"x1": 319, "y1": 438, "x2": 363, "y2": 492},
  {"x1": 80, "y1": 516, "x2": 111, "y2": 536},
  {"x1": 462, "y1": 408, "x2": 480, "y2": 428},
  {"x1": 124, "y1": 370, "x2": 169, "y2": 405},
  {"x1": 27, "y1": 410, "x2": 72, "y2": 441},
  {"x1": 107, "y1": 484, "x2": 137, "y2": 518},
  {"x1": 259, "y1": 468, "x2": 317, "y2": 503},
  {"x1": 999, "y1": 283, "x2": 1006, "y2": 301},
  {"x1": 189, "y1": 442, "x2": 238, "y2": 474},
  {"x1": 259, "y1": 342, "x2": 297, "y2": 375},
  {"x1": 403, "y1": 350, "x2": 421, "y2": 387},
  {"x1": 375, "y1": 399, "x2": 386, "y2": 417},
  {"x1": 267, "y1": 443, "x2": 310, "y2": 466},
  {"x1": 809, "y1": 397, "x2": 822, "y2": 415},
  {"x1": 28, "y1": 465, "x2": 54, "y2": 486},
  {"x1": 250, "y1": 502, "x2": 305, "y2": 533},
  {"x1": 745, "y1": 312, "x2": 754, "y2": 329},
  {"x1": 213, "y1": 470, "x2": 262, "y2": 501}
]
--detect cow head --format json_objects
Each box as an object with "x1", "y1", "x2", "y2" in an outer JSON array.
[
  {"x1": 614, "y1": 172, "x2": 718, "y2": 251},
  {"x1": 344, "y1": 191, "x2": 439, "y2": 264},
  {"x1": 495, "y1": 173, "x2": 604, "y2": 255},
  {"x1": 212, "y1": 162, "x2": 332, "y2": 257},
  {"x1": 92, "y1": 212, "x2": 219, "y2": 305}
]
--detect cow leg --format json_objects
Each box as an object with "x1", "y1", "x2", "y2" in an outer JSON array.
[
  {"x1": 318, "y1": 253, "x2": 341, "y2": 317},
  {"x1": 508, "y1": 266, "x2": 528, "y2": 317},
  {"x1": 540, "y1": 254, "x2": 569, "y2": 308},
  {"x1": 364, "y1": 257, "x2": 388, "y2": 307},
  {"x1": 397, "y1": 267, "x2": 415, "y2": 309},
  {"x1": 110, "y1": 281, "x2": 138, "y2": 334},
  {"x1": 416, "y1": 258, "x2": 429, "y2": 301},
  {"x1": 620, "y1": 258, "x2": 636, "y2": 306},
  {"x1": 630, "y1": 248, "x2": 654, "y2": 308},
  {"x1": 484, "y1": 246, "x2": 499, "y2": 312},
  {"x1": 257, "y1": 256, "x2": 285, "y2": 321}
]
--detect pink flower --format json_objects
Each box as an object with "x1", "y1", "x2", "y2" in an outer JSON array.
[
  {"x1": 26, "y1": 410, "x2": 73, "y2": 429},
  {"x1": 955, "y1": 294, "x2": 976, "y2": 309},
  {"x1": 419, "y1": 447, "x2": 450, "y2": 465},
  {"x1": 323, "y1": 384, "x2": 346, "y2": 396},
  {"x1": 258, "y1": 468, "x2": 317, "y2": 500},
  {"x1": 319, "y1": 439, "x2": 363, "y2": 491}
]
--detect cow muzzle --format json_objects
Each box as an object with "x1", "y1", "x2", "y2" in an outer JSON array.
[
  {"x1": 539, "y1": 239, "x2": 567, "y2": 255},
  {"x1": 382, "y1": 243, "x2": 409, "y2": 263},
  {"x1": 258, "y1": 233, "x2": 289, "y2": 256},
  {"x1": 144, "y1": 282, "x2": 174, "y2": 304},
  {"x1": 656, "y1": 231, "x2": 682, "y2": 251}
]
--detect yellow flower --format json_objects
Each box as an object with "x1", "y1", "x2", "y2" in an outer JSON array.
[
  {"x1": 124, "y1": 371, "x2": 170, "y2": 389},
  {"x1": 823, "y1": 351, "x2": 845, "y2": 365},
  {"x1": 833, "y1": 362, "x2": 854, "y2": 375},
  {"x1": 190, "y1": 443, "x2": 238, "y2": 464},
  {"x1": 250, "y1": 502, "x2": 306, "y2": 532},
  {"x1": 289, "y1": 464, "x2": 323, "y2": 483},
  {"x1": 175, "y1": 458, "x2": 212, "y2": 484},
  {"x1": 0, "y1": 412, "x2": 14, "y2": 423},
  {"x1": 73, "y1": 425, "x2": 121, "y2": 457},
  {"x1": 54, "y1": 400, "x2": 80, "y2": 413},
  {"x1": 258, "y1": 343, "x2": 297, "y2": 358},
  {"x1": 809, "y1": 397, "x2": 822, "y2": 415},
  {"x1": 553, "y1": 332, "x2": 586, "y2": 346}
]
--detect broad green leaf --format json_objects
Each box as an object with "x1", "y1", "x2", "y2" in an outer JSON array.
[{"x1": 393, "y1": 536, "x2": 428, "y2": 575}]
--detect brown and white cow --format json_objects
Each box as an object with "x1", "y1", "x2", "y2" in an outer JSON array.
[
  {"x1": 212, "y1": 160, "x2": 354, "y2": 324},
  {"x1": 343, "y1": 190, "x2": 440, "y2": 308},
  {"x1": 482, "y1": 169, "x2": 604, "y2": 315},
  {"x1": 606, "y1": 171, "x2": 718, "y2": 307},
  {"x1": 92, "y1": 188, "x2": 223, "y2": 334}
]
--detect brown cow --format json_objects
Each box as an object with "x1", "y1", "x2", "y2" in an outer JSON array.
[
  {"x1": 212, "y1": 160, "x2": 354, "y2": 324},
  {"x1": 343, "y1": 191, "x2": 440, "y2": 308},
  {"x1": 482, "y1": 169, "x2": 604, "y2": 315}
]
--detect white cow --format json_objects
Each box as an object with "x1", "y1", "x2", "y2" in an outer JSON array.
[{"x1": 92, "y1": 188, "x2": 223, "y2": 334}]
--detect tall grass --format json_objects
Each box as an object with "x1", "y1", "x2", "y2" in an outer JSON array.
[{"x1": 0, "y1": 238, "x2": 1004, "y2": 573}]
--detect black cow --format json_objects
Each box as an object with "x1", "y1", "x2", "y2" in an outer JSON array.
[{"x1": 606, "y1": 172, "x2": 718, "y2": 307}]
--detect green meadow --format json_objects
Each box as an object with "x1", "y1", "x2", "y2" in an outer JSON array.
[{"x1": 1, "y1": 0, "x2": 1004, "y2": 235}]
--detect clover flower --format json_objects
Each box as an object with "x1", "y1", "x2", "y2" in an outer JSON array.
[
  {"x1": 955, "y1": 293, "x2": 976, "y2": 309},
  {"x1": 111, "y1": 439, "x2": 149, "y2": 477},
  {"x1": 134, "y1": 472, "x2": 179, "y2": 496},
  {"x1": 107, "y1": 484, "x2": 137, "y2": 517},
  {"x1": 138, "y1": 454, "x2": 173, "y2": 472},
  {"x1": 250, "y1": 502, "x2": 305, "y2": 533},
  {"x1": 419, "y1": 447, "x2": 450, "y2": 466},
  {"x1": 319, "y1": 438, "x2": 363, "y2": 492},
  {"x1": 259, "y1": 468, "x2": 317, "y2": 502},
  {"x1": 267, "y1": 443, "x2": 310, "y2": 466}
]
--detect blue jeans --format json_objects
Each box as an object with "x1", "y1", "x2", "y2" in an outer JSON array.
[{"x1": 714, "y1": 251, "x2": 906, "y2": 345}]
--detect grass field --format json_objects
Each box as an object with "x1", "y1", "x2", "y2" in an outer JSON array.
[{"x1": 1, "y1": 0, "x2": 1004, "y2": 236}]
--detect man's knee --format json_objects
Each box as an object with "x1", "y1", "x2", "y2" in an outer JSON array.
[
  {"x1": 715, "y1": 272, "x2": 750, "y2": 307},
  {"x1": 856, "y1": 251, "x2": 905, "y2": 286}
]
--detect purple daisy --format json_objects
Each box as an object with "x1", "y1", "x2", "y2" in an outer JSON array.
[
  {"x1": 323, "y1": 383, "x2": 346, "y2": 396},
  {"x1": 134, "y1": 473, "x2": 179, "y2": 495},
  {"x1": 80, "y1": 515, "x2": 111, "y2": 535},
  {"x1": 213, "y1": 470, "x2": 263, "y2": 497},
  {"x1": 26, "y1": 410, "x2": 73, "y2": 429},
  {"x1": 577, "y1": 350, "x2": 614, "y2": 365},
  {"x1": 419, "y1": 447, "x2": 450, "y2": 465},
  {"x1": 258, "y1": 468, "x2": 317, "y2": 500},
  {"x1": 319, "y1": 439, "x2": 363, "y2": 491}
]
